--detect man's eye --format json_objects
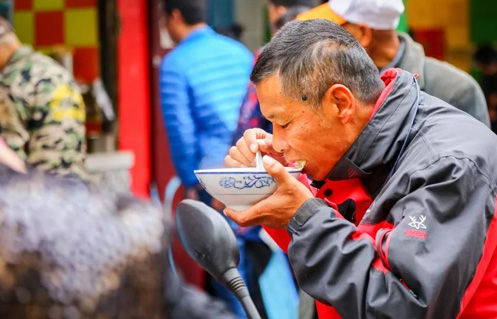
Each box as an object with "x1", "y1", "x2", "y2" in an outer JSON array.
[{"x1": 281, "y1": 122, "x2": 291, "y2": 129}]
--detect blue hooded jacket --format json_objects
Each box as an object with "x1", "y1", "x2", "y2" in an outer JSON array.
[{"x1": 160, "y1": 26, "x2": 253, "y2": 187}]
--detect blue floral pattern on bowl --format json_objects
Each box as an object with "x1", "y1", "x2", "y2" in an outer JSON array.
[{"x1": 219, "y1": 175, "x2": 275, "y2": 189}]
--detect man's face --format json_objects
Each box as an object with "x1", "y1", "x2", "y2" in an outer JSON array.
[
  {"x1": 162, "y1": 12, "x2": 181, "y2": 44},
  {"x1": 257, "y1": 75, "x2": 352, "y2": 181},
  {"x1": 480, "y1": 62, "x2": 497, "y2": 76}
]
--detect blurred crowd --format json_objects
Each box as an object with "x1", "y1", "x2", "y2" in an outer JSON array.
[{"x1": 0, "y1": 0, "x2": 495, "y2": 318}]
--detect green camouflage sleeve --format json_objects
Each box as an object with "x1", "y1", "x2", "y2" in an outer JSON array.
[{"x1": 29, "y1": 75, "x2": 87, "y2": 178}]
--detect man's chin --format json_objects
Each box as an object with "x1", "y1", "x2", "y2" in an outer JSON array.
[
  {"x1": 301, "y1": 166, "x2": 315, "y2": 179},
  {"x1": 303, "y1": 166, "x2": 327, "y2": 182}
]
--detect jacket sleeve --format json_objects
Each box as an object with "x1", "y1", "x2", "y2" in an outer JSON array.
[
  {"x1": 160, "y1": 57, "x2": 199, "y2": 187},
  {"x1": 287, "y1": 157, "x2": 493, "y2": 319}
]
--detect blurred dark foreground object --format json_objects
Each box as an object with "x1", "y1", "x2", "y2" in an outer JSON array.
[{"x1": 0, "y1": 165, "x2": 235, "y2": 319}]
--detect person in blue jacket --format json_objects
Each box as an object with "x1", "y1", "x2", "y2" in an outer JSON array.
[
  {"x1": 159, "y1": 1, "x2": 252, "y2": 317},
  {"x1": 160, "y1": 0, "x2": 253, "y2": 203}
]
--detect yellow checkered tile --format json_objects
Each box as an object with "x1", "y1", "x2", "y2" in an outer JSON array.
[
  {"x1": 64, "y1": 8, "x2": 97, "y2": 46},
  {"x1": 13, "y1": 11, "x2": 34, "y2": 44},
  {"x1": 34, "y1": 0, "x2": 65, "y2": 11}
]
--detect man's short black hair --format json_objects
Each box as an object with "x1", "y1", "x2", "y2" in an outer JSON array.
[
  {"x1": 269, "y1": 0, "x2": 316, "y2": 8},
  {"x1": 162, "y1": 0, "x2": 207, "y2": 25}
]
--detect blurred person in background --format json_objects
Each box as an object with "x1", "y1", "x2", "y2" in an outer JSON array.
[
  {"x1": 274, "y1": 5, "x2": 314, "y2": 30},
  {"x1": 160, "y1": 0, "x2": 252, "y2": 203},
  {"x1": 215, "y1": 23, "x2": 245, "y2": 42},
  {"x1": 160, "y1": 0, "x2": 252, "y2": 317},
  {"x1": 298, "y1": 0, "x2": 490, "y2": 127},
  {"x1": 0, "y1": 17, "x2": 86, "y2": 178},
  {"x1": 475, "y1": 45, "x2": 497, "y2": 133},
  {"x1": 267, "y1": 0, "x2": 318, "y2": 34}
]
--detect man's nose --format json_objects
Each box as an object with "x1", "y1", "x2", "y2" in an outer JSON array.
[{"x1": 272, "y1": 126, "x2": 290, "y2": 153}]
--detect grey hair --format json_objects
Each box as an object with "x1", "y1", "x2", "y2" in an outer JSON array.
[{"x1": 251, "y1": 19, "x2": 385, "y2": 108}]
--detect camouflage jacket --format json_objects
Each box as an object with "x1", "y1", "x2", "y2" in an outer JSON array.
[{"x1": 0, "y1": 46, "x2": 86, "y2": 177}]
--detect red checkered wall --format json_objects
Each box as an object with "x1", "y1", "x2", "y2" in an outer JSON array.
[{"x1": 13, "y1": 0, "x2": 99, "y2": 83}]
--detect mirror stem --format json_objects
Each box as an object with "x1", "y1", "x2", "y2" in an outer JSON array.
[{"x1": 220, "y1": 268, "x2": 262, "y2": 319}]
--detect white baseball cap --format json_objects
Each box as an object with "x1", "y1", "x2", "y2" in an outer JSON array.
[{"x1": 298, "y1": 0, "x2": 405, "y2": 30}]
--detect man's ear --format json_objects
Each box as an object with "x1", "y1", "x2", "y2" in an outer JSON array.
[
  {"x1": 170, "y1": 8, "x2": 183, "y2": 24},
  {"x1": 322, "y1": 84, "x2": 356, "y2": 124},
  {"x1": 354, "y1": 24, "x2": 373, "y2": 48}
]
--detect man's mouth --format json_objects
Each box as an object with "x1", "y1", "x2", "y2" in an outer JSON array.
[
  {"x1": 296, "y1": 160, "x2": 306, "y2": 170},
  {"x1": 287, "y1": 160, "x2": 307, "y2": 170}
]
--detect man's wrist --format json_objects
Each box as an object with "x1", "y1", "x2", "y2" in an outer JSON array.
[{"x1": 287, "y1": 198, "x2": 327, "y2": 234}]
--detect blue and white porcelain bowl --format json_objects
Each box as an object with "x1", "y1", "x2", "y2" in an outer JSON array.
[{"x1": 194, "y1": 167, "x2": 302, "y2": 211}]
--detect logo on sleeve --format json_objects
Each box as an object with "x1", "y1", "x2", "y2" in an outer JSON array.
[
  {"x1": 408, "y1": 215, "x2": 427, "y2": 230},
  {"x1": 405, "y1": 215, "x2": 428, "y2": 239}
]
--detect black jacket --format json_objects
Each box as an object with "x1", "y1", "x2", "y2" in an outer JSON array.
[{"x1": 287, "y1": 70, "x2": 497, "y2": 319}]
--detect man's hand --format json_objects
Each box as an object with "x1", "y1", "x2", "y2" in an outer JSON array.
[
  {"x1": 0, "y1": 138, "x2": 26, "y2": 173},
  {"x1": 224, "y1": 156, "x2": 313, "y2": 229},
  {"x1": 225, "y1": 128, "x2": 286, "y2": 168}
]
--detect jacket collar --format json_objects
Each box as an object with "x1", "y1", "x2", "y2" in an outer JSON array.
[
  {"x1": 397, "y1": 32, "x2": 426, "y2": 90},
  {"x1": 179, "y1": 25, "x2": 214, "y2": 46},
  {"x1": 326, "y1": 69, "x2": 419, "y2": 191}
]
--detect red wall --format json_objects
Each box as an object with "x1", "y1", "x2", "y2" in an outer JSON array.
[
  {"x1": 117, "y1": 0, "x2": 151, "y2": 197},
  {"x1": 116, "y1": 0, "x2": 204, "y2": 287}
]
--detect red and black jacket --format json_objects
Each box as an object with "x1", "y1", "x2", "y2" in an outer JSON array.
[{"x1": 265, "y1": 69, "x2": 497, "y2": 318}]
